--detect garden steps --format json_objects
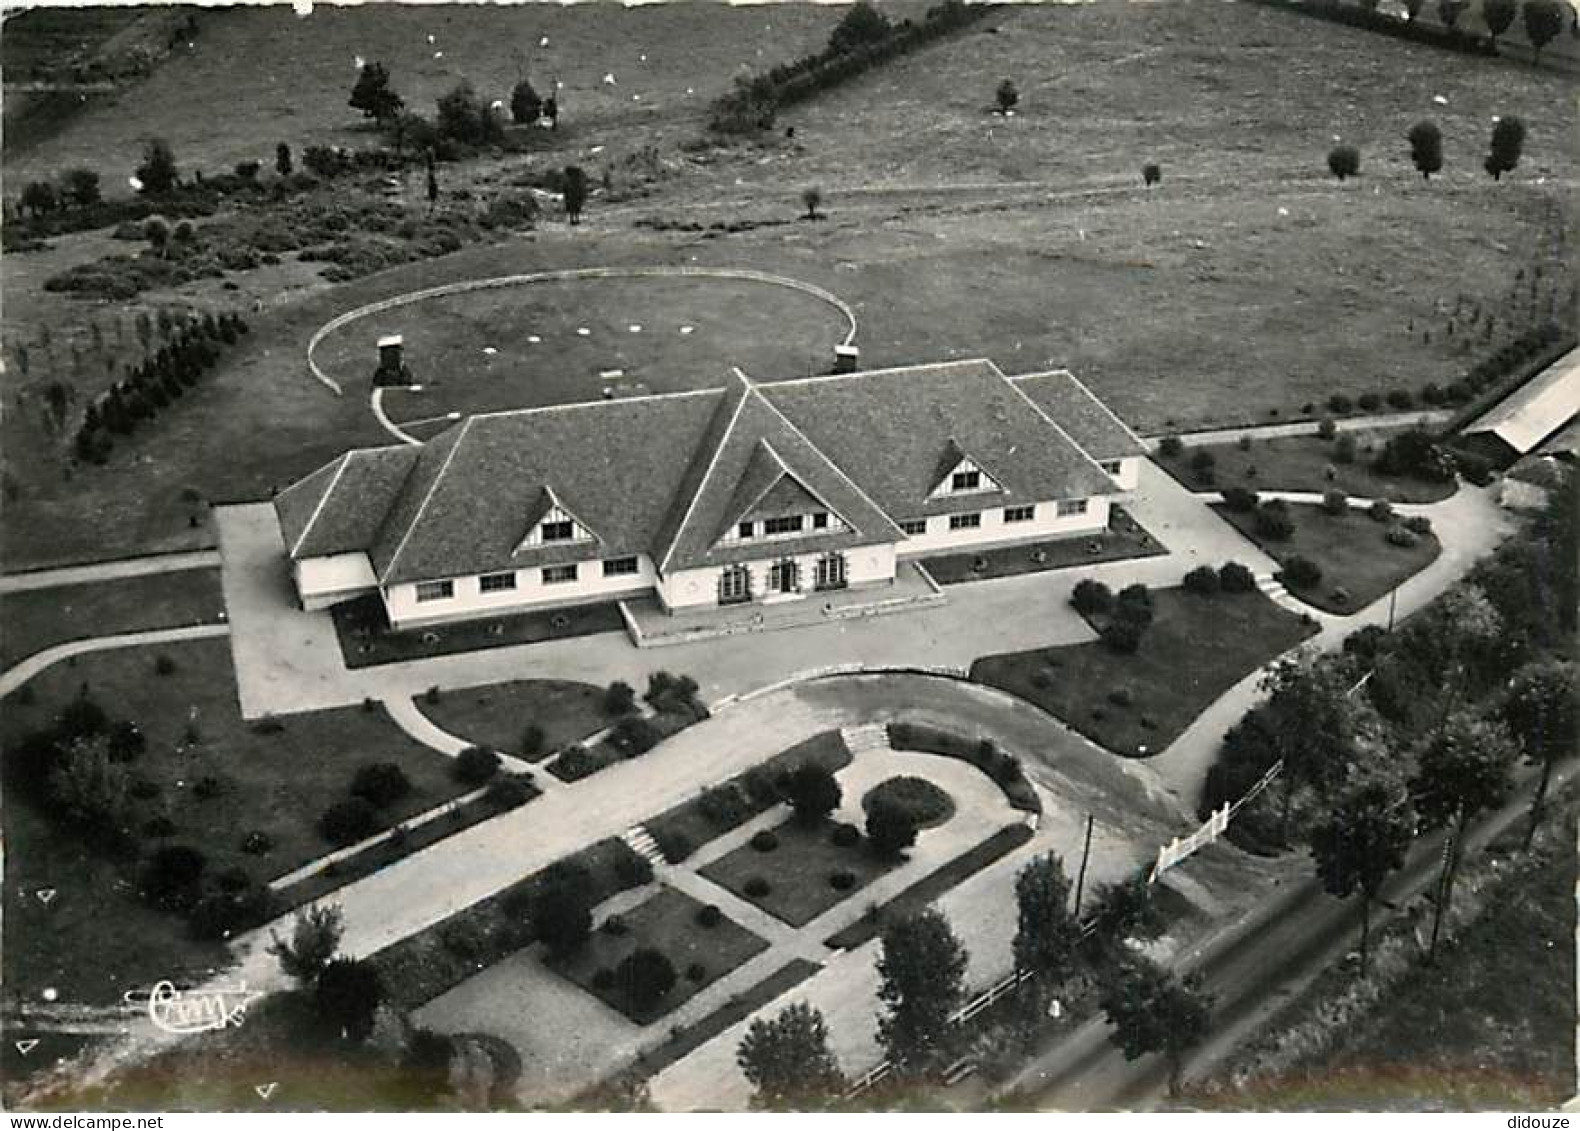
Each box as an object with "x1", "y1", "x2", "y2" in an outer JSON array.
[
  {"x1": 621, "y1": 825, "x2": 667, "y2": 869},
  {"x1": 840, "y1": 723, "x2": 891, "y2": 755}
]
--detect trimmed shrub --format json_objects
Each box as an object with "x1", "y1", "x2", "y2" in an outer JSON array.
[
  {"x1": 783, "y1": 762, "x2": 841, "y2": 823},
  {"x1": 700, "y1": 781, "x2": 754, "y2": 827},
  {"x1": 686, "y1": 962, "x2": 707, "y2": 983},
  {"x1": 614, "y1": 848, "x2": 654, "y2": 888},
  {"x1": 1189, "y1": 450, "x2": 1216, "y2": 472},
  {"x1": 744, "y1": 876, "x2": 772, "y2": 898},
  {"x1": 750, "y1": 829, "x2": 780, "y2": 852},
  {"x1": 1386, "y1": 389, "x2": 1414, "y2": 410},
  {"x1": 1108, "y1": 687, "x2": 1135, "y2": 708},
  {"x1": 454, "y1": 745, "x2": 501, "y2": 785},
  {"x1": 1222, "y1": 486, "x2": 1259, "y2": 512},
  {"x1": 1387, "y1": 525, "x2": 1421, "y2": 548},
  {"x1": 1183, "y1": 565, "x2": 1221, "y2": 595},
  {"x1": 604, "y1": 680, "x2": 637, "y2": 716},
  {"x1": 154, "y1": 654, "x2": 177, "y2": 677},
  {"x1": 1280, "y1": 555, "x2": 1323, "y2": 589},
  {"x1": 1114, "y1": 583, "x2": 1153, "y2": 626},
  {"x1": 1402, "y1": 514, "x2": 1433, "y2": 536},
  {"x1": 1357, "y1": 392, "x2": 1383, "y2": 412},
  {"x1": 831, "y1": 822, "x2": 862, "y2": 848},
  {"x1": 829, "y1": 870, "x2": 857, "y2": 891},
  {"x1": 486, "y1": 773, "x2": 537, "y2": 809},
  {"x1": 351, "y1": 762, "x2": 412, "y2": 808},
  {"x1": 1368, "y1": 499, "x2": 1395, "y2": 523},
  {"x1": 1322, "y1": 489, "x2": 1349, "y2": 516},
  {"x1": 1317, "y1": 416, "x2": 1338, "y2": 440},
  {"x1": 608, "y1": 714, "x2": 663, "y2": 758},
  {"x1": 1254, "y1": 500, "x2": 1295, "y2": 541},
  {"x1": 1327, "y1": 394, "x2": 1354, "y2": 414},
  {"x1": 1219, "y1": 561, "x2": 1257, "y2": 592},
  {"x1": 1070, "y1": 578, "x2": 1114, "y2": 616},
  {"x1": 319, "y1": 798, "x2": 380, "y2": 847},
  {"x1": 696, "y1": 903, "x2": 724, "y2": 928},
  {"x1": 614, "y1": 948, "x2": 676, "y2": 1013},
  {"x1": 1159, "y1": 435, "x2": 1184, "y2": 458},
  {"x1": 653, "y1": 826, "x2": 694, "y2": 864},
  {"x1": 1100, "y1": 619, "x2": 1145, "y2": 654}
]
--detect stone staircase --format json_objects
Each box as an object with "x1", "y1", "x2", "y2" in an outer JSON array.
[
  {"x1": 841, "y1": 722, "x2": 891, "y2": 756},
  {"x1": 621, "y1": 825, "x2": 667, "y2": 869}
]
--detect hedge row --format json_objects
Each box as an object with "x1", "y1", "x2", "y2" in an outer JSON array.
[{"x1": 886, "y1": 720, "x2": 1041, "y2": 815}]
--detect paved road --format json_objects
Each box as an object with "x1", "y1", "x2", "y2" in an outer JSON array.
[
  {"x1": 1005, "y1": 759, "x2": 1577, "y2": 1110},
  {"x1": 0, "y1": 550, "x2": 220, "y2": 594}
]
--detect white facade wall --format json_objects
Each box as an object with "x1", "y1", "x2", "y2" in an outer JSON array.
[
  {"x1": 383, "y1": 554, "x2": 657, "y2": 628},
  {"x1": 295, "y1": 553, "x2": 378, "y2": 610},
  {"x1": 658, "y1": 543, "x2": 897, "y2": 611},
  {"x1": 894, "y1": 495, "x2": 1111, "y2": 559},
  {"x1": 1108, "y1": 457, "x2": 1141, "y2": 493}
]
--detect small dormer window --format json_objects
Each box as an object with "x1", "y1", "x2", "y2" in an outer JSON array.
[
  {"x1": 738, "y1": 521, "x2": 755, "y2": 540},
  {"x1": 764, "y1": 515, "x2": 803, "y2": 536},
  {"x1": 541, "y1": 519, "x2": 574, "y2": 542},
  {"x1": 951, "y1": 469, "x2": 981, "y2": 492},
  {"x1": 811, "y1": 512, "x2": 829, "y2": 530}
]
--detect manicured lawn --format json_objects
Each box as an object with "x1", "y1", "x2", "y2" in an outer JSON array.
[
  {"x1": 972, "y1": 588, "x2": 1319, "y2": 758},
  {"x1": 331, "y1": 593, "x2": 624, "y2": 669},
  {"x1": 922, "y1": 506, "x2": 1167, "y2": 586},
  {"x1": 0, "y1": 567, "x2": 225, "y2": 671},
  {"x1": 700, "y1": 816, "x2": 901, "y2": 929},
  {"x1": 644, "y1": 730, "x2": 853, "y2": 863},
  {"x1": 0, "y1": 637, "x2": 469, "y2": 1007},
  {"x1": 1214, "y1": 502, "x2": 1442, "y2": 614},
  {"x1": 1158, "y1": 432, "x2": 1458, "y2": 504},
  {"x1": 551, "y1": 886, "x2": 768, "y2": 1026},
  {"x1": 417, "y1": 678, "x2": 612, "y2": 762}
]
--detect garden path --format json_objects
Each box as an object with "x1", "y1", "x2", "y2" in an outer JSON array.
[{"x1": 0, "y1": 549, "x2": 220, "y2": 594}]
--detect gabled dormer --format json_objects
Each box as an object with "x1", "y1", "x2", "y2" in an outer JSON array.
[
  {"x1": 929, "y1": 439, "x2": 1004, "y2": 500},
  {"x1": 716, "y1": 439, "x2": 852, "y2": 547},
  {"x1": 513, "y1": 485, "x2": 600, "y2": 554}
]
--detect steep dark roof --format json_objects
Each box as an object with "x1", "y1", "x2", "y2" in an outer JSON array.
[
  {"x1": 763, "y1": 360, "x2": 1115, "y2": 519},
  {"x1": 1009, "y1": 370, "x2": 1148, "y2": 460},
  {"x1": 274, "y1": 446, "x2": 419, "y2": 559}
]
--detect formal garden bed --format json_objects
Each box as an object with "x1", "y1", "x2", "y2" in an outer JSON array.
[
  {"x1": 921, "y1": 506, "x2": 1166, "y2": 585},
  {"x1": 885, "y1": 721, "x2": 1041, "y2": 815},
  {"x1": 1156, "y1": 428, "x2": 1458, "y2": 504},
  {"x1": 331, "y1": 593, "x2": 623, "y2": 670},
  {"x1": 644, "y1": 730, "x2": 853, "y2": 864},
  {"x1": 0, "y1": 637, "x2": 473, "y2": 1008},
  {"x1": 1213, "y1": 496, "x2": 1442, "y2": 614},
  {"x1": 544, "y1": 672, "x2": 710, "y2": 783},
  {"x1": 0, "y1": 567, "x2": 224, "y2": 670},
  {"x1": 415, "y1": 678, "x2": 613, "y2": 762},
  {"x1": 699, "y1": 815, "x2": 904, "y2": 929},
  {"x1": 972, "y1": 578, "x2": 1319, "y2": 758},
  {"x1": 550, "y1": 886, "x2": 768, "y2": 1026}
]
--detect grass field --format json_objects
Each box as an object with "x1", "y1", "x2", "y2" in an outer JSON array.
[
  {"x1": 0, "y1": 637, "x2": 467, "y2": 1008},
  {"x1": 416, "y1": 677, "x2": 611, "y2": 760},
  {"x1": 0, "y1": 567, "x2": 224, "y2": 670},
  {"x1": 700, "y1": 815, "x2": 899, "y2": 928},
  {"x1": 972, "y1": 587, "x2": 1320, "y2": 757},
  {"x1": 1158, "y1": 432, "x2": 1461, "y2": 504},
  {"x1": 1215, "y1": 501, "x2": 1442, "y2": 612}
]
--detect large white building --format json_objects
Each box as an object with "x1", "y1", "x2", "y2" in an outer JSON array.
[{"x1": 273, "y1": 359, "x2": 1146, "y2": 629}]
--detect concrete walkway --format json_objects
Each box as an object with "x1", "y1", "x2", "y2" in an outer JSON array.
[
  {"x1": 0, "y1": 549, "x2": 221, "y2": 594},
  {"x1": 380, "y1": 694, "x2": 538, "y2": 778},
  {"x1": 0, "y1": 623, "x2": 231, "y2": 699}
]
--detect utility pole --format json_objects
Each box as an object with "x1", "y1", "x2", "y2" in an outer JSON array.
[{"x1": 1072, "y1": 814, "x2": 1095, "y2": 918}]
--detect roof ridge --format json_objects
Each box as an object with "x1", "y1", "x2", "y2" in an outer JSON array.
[
  {"x1": 285, "y1": 452, "x2": 352, "y2": 558},
  {"x1": 999, "y1": 368, "x2": 1110, "y2": 485},
  {"x1": 655, "y1": 374, "x2": 756, "y2": 573},
  {"x1": 379, "y1": 416, "x2": 477, "y2": 584},
  {"x1": 1029, "y1": 368, "x2": 1147, "y2": 449},
  {"x1": 767, "y1": 357, "x2": 1002, "y2": 389},
  {"x1": 464, "y1": 383, "x2": 726, "y2": 425}
]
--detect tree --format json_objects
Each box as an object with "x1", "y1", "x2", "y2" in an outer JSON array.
[
  {"x1": 20, "y1": 181, "x2": 58, "y2": 216},
  {"x1": 275, "y1": 142, "x2": 293, "y2": 177},
  {"x1": 48, "y1": 733, "x2": 129, "y2": 828},
  {"x1": 616, "y1": 947, "x2": 677, "y2": 1014},
  {"x1": 1482, "y1": 0, "x2": 1518, "y2": 42},
  {"x1": 1308, "y1": 775, "x2": 1414, "y2": 974},
  {"x1": 532, "y1": 883, "x2": 592, "y2": 956},
  {"x1": 1485, "y1": 115, "x2": 1526, "y2": 180},
  {"x1": 1407, "y1": 120, "x2": 1443, "y2": 180},
  {"x1": 1523, "y1": 0, "x2": 1564, "y2": 59},
  {"x1": 61, "y1": 168, "x2": 101, "y2": 207},
  {"x1": 1439, "y1": 0, "x2": 1469, "y2": 29},
  {"x1": 1013, "y1": 853, "x2": 1080, "y2": 990},
  {"x1": 563, "y1": 165, "x2": 589, "y2": 224},
  {"x1": 784, "y1": 763, "x2": 841, "y2": 823},
  {"x1": 349, "y1": 61, "x2": 403, "y2": 121},
  {"x1": 436, "y1": 80, "x2": 500, "y2": 145},
  {"x1": 1259, "y1": 655, "x2": 1366, "y2": 841},
  {"x1": 136, "y1": 138, "x2": 180, "y2": 196},
  {"x1": 1142, "y1": 162, "x2": 1162, "y2": 187},
  {"x1": 736, "y1": 1001, "x2": 845, "y2": 1108},
  {"x1": 1085, "y1": 875, "x2": 1165, "y2": 962},
  {"x1": 995, "y1": 78, "x2": 1019, "y2": 114},
  {"x1": 1411, "y1": 712, "x2": 1518, "y2": 959},
  {"x1": 351, "y1": 761, "x2": 412, "y2": 807},
  {"x1": 866, "y1": 791, "x2": 919, "y2": 856},
  {"x1": 1098, "y1": 957, "x2": 1212, "y2": 1097},
  {"x1": 1327, "y1": 144, "x2": 1361, "y2": 180},
  {"x1": 268, "y1": 904, "x2": 345, "y2": 984},
  {"x1": 828, "y1": 0, "x2": 892, "y2": 55},
  {"x1": 510, "y1": 77, "x2": 542, "y2": 124},
  {"x1": 604, "y1": 680, "x2": 637, "y2": 715},
  {"x1": 315, "y1": 956, "x2": 384, "y2": 1042},
  {"x1": 801, "y1": 186, "x2": 822, "y2": 220},
  {"x1": 876, "y1": 908, "x2": 968, "y2": 1073},
  {"x1": 1502, "y1": 659, "x2": 1576, "y2": 848},
  {"x1": 455, "y1": 744, "x2": 501, "y2": 785}
]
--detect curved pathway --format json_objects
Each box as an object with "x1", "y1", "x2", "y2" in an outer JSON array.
[{"x1": 0, "y1": 623, "x2": 230, "y2": 700}]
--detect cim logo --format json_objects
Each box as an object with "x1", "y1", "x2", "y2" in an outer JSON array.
[{"x1": 127, "y1": 981, "x2": 260, "y2": 1034}]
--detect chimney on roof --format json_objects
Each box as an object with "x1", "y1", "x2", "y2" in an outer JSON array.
[
  {"x1": 374, "y1": 335, "x2": 412, "y2": 387},
  {"x1": 833, "y1": 344, "x2": 859, "y2": 374}
]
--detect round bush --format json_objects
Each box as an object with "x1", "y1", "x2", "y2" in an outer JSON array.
[
  {"x1": 686, "y1": 962, "x2": 707, "y2": 983},
  {"x1": 1386, "y1": 389, "x2": 1414, "y2": 410},
  {"x1": 750, "y1": 829, "x2": 779, "y2": 853},
  {"x1": 486, "y1": 773, "x2": 536, "y2": 809},
  {"x1": 1101, "y1": 619, "x2": 1145, "y2": 654},
  {"x1": 1189, "y1": 450, "x2": 1216, "y2": 472},
  {"x1": 1280, "y1": 555, "x2": 1323, "y2": 589},
  {"x1": 830, "y1": 822, "x2": 862, "y2": 848},
  {"x1": 862, "y1": 776, "x2": 954, "y2": 829},
  {"x1": 1317, "y1": 416, "x2": 1338, "y2": 440},
  {"x1": 1159, "y1": 435, "x2": 1184, "y2": 458},
  {"x1": 829, "y1": 870, "x2": 857, "y2": 891},
  {"x1": 1183, "y1": 565, "x2": 1221, "y2": 595},
  {"x1": 616, "y1": 948, "x2": 677, "y2": 1013},
  {"x1": 318, "y1": 798, "x2": 380, "y2": 847},
  {"x1": 1070, "y1": 578, "x2": 1113, "y2": 616},
  {"x1": 1218, "y1": 561, "x2": 1257, "y2": 593},
  {"x1": 1402, "y1": 514, "x2": 1433, "y2": 536},
  {"x1": 696, "y1": 903, "x2": 724, "y2": 929},
  {"x1": 453, "y1": 745, "x2": 498, "y2": 783},
  {"x1": 1254, "y1": 500, "x2": 1295, "y2": 541},
  {"x1": 1357, "y1": 392, "x2": 1382, "y2": 412},
  {"x1": 241, "y1": 830, "x2": 273, "y2": 855},
  {"x1": 1368, "y1": 499, "x2": 1395, "y2": 523},
  {"x1": 1387, "y1": 525, "x2": 1420, "y2": 548},
  {"x1": 1108, "y1": 686, "x2": 1135, "y2": 708},
  {"x1": 1322, "y1": 489, "x2": 1348, "y2": 516},
  {"x1": 1327, "y1": 394, "x2": 1354, "y2": 414},
  {"x1": 351, "y1": 762, "x2": 412, "y2": 808},
  {"x1": 1221, "y1": 486, "x2": 1259, "y2": 513},
  {"x1": 744, "y1": 876, "x2": 772, "y2": 899}
]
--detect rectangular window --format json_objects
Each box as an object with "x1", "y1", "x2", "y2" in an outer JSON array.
[
  {"x1": 542, "y1": 564, "x2": 578, "y2": 585},
  {"x1": 1101, "y1": 460, "x2": 1122, "y2": 475},
  {"x1": 602, "y1": 556, "x2": 639, "y2": 577},
  {"x1": 737, "y1": 521, "x2": 754, "y2": 540},
  {"x1": 949, "y1": 512, "x2": 982, "y2": 531},
  {"x1": 479, "y1": 571, "x2": 517, "y2": 593},
  {"x1": 899, "y1": 518, "x2": 928, "y2": 536},
  {"x1": 1057, "y1": 499, "x2": 1089, "y2": 517},
  {"x1": 764, "y1": 515, "x2": 804, "y2": 536},
  {"x1": 811, "y1": 512, "x2": 829, "y2": 530},
  {"x1": 951, "y1": 469, "x2": 981, "y2": 492},
  {"x1": 415, "y1": 580, "x2": 454, "y2": 603},
  {"x1": 1005, "y1": 505, "x2": 1036, "y2": 523},
  {"x1": 540, "y1": 519, "x2": 575, "y2": 543}
]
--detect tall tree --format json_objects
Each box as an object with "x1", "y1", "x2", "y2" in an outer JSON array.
[
  {"x1": 314, "y1": 956, "x2": 385, "y2": 1042},
  {"x1": 135, "y1": 138, "x2": 180, "y2": 196},
  {"x1": 1483, "y1": 0, "x2": 1518, "y2": 42},
  {"x1": 1411, "y1": 713, "x2": 1518, "y2": 960},
  {"x1": 995, "y1": 78, "x2": 1019, "y2": 114},
  {"x1": 828, "y1": 0, "x2": 892, "y2": 55},
  {"x1": 1309, "y1": 775, "x2": 1414, "y2": 974},
  {"x1": 1098, "y1": 957, "x2": 1212, "y2": 1097},
  {"x1": 268, "y1": 904, "x2": 345, "y2": 984},
  {"x1": 801, "y1": 186, "x2": 823, "y2": 221},
  {"x1": 1259, "y1": 655, "x2": 1365, "y2": 842},
  {"x1": 275, "y1": 142, "x2": 293, "y2": 177},
  {"x1": 1013, "y1": 853, "x2": 1081, "y2": 988},
  {"x1": 563, "y1": 165, "x2": 589, "y2": 225},
  {"x1": 1407, "y1": 119, "x2": 1443, "y2": 180},
  {"x1": 1486, "y1": 115, "x2": 1527, "y2": 180},
  {"x1": 736, "y1": 1001, "x2": 845, "y2": 1108},
  {"x1": 1523, "y1": 0, "x2": 1565, "y2": 60},
  {"x1": 1501, "y1": 659, "x2": 1576, "y2": 849},
  {"x1": 875, "y1": 908, "x2": 968, "y2": 1074},
  {"x1": 349, "y1": 61, "x2": 403, "y2": 122},
  {"x1": 510, "y1": 77, "x2": 542, "y2": 124}
]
